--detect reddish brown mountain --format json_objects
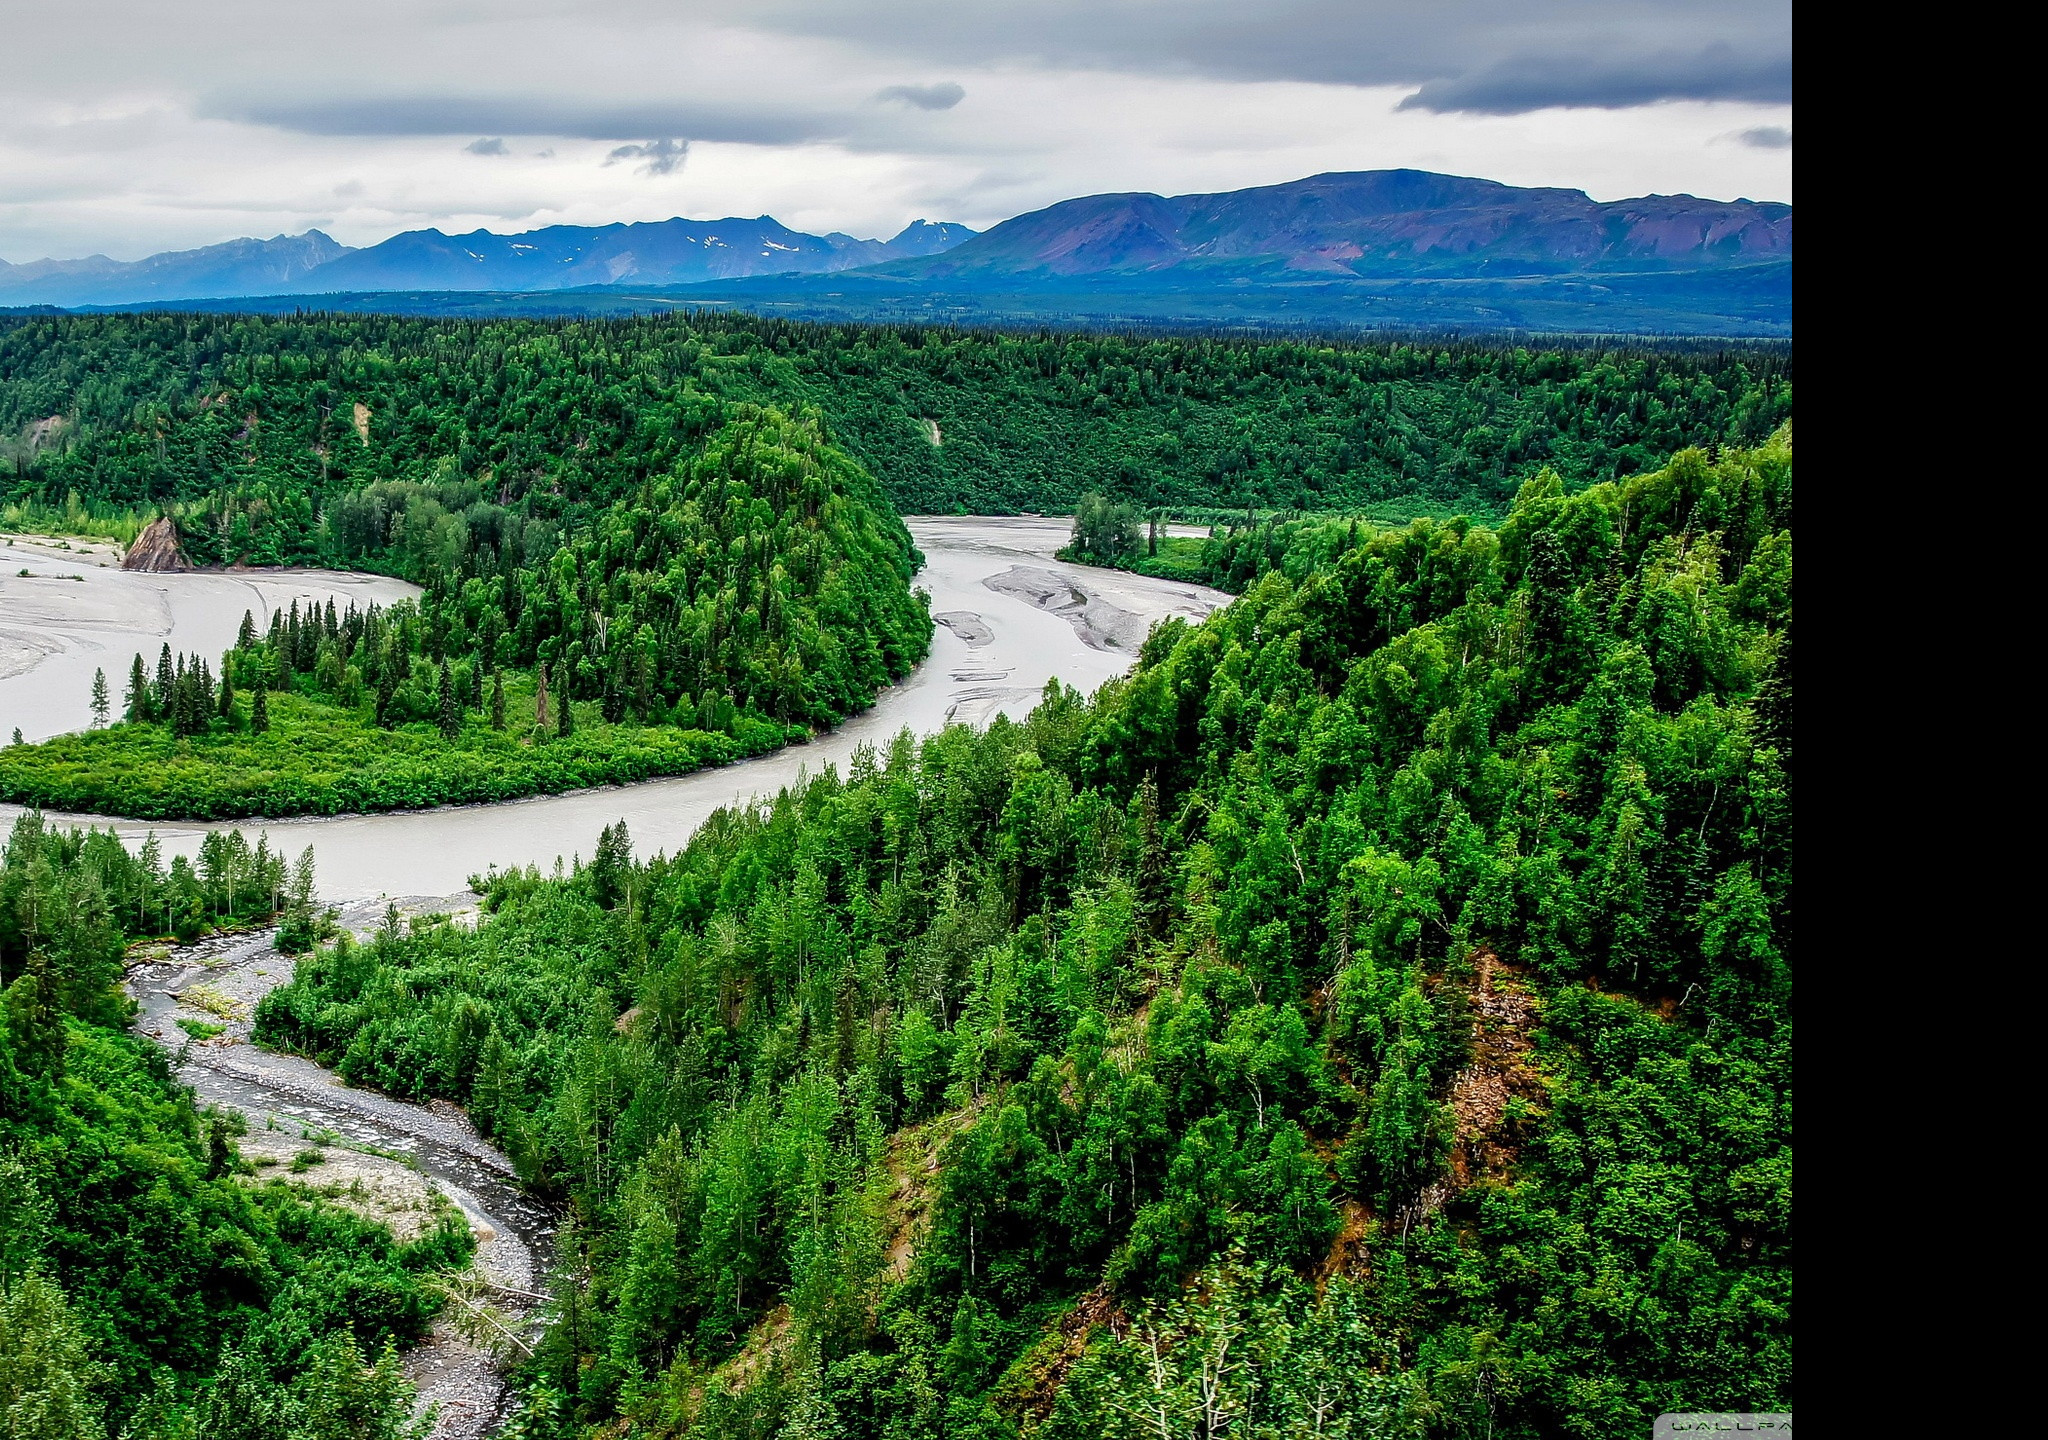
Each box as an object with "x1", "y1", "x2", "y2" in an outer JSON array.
[{"x1": 894, "y1": 169, "x2": 1790, "y2": 281}]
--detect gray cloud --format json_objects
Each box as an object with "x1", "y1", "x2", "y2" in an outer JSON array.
[
  {"x1": 1398, "y1": 43, "x2": 1790, "y2": 114},
  {"x1": 213, "y1": 95, "x2": 838, "y2": 148},
  {"x1": 1736, "y1": 125, "x2": 1792, "y2": 149},
  {"x1": 876, "y1": 82, "x2": 966, "y2": 111},
  {"x1": 746, "y1": 0, "x2": 1788, "y2": 114},
  {"x1": 604, "y1": 138, "x2": 689, "y2": 176},
  {"x1": 464, "y1": 137, "x2": 508, "y2": 156}
]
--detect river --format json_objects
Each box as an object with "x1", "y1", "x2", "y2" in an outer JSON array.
[{"x1": 3, "y1": 517, "x2": 1227, "y2": 899}]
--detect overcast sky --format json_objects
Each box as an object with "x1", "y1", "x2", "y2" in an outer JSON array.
[{"x1": 0, "y1": 0, "x2": 1792, "y2": 263}]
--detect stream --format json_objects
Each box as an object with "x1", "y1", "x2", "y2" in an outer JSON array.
[
  {"x1": 13, "y1": 516, "x2": 1228, "y2": 1436},
  {"x1": 127, "y1": 899, "x2": 552, "y2": 1437}
]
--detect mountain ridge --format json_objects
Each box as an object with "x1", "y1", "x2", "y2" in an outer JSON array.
[
  {"x1": 888, "y1": 169, "x2": 1789, "y2": 282},
  {"x1": 2, "y1": 169, "x2": 1788, "y2": 332},
  {"x1": 0, "y1": 217, "x2": 977, "y2": 307}
]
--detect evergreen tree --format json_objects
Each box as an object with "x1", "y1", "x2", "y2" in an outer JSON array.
[
  {"x1": 373, "y1": 666, "x2": 397, "y2": 729},
  {"x1": 87, "y1": 669, "x2": 109, "y2": 730},
  {"x1": 532, "y1": 665, "x2": 552, "y2": 738},
  {"x1": 153, "y1": 644, "x2": 173, "y2": 715},
  {"x1": 125, "y1": 654, "x2": 151, "y2": 724},
  {"x1": 3, "y1": 953, "x2": 66, "y2": 1082},
  {"x1": 237, "y1": 608, "x2": 258, "y2": 649},
  {"x1": 218, "y1": 668, "x2": 235, "y2": 724},
  {"x1": 250, "y1": 685, "x2": 270, "y2": 735},
  {"x1": 437, "y1": 663, "x2": 460, "y2": 740},
  {"x1": 554, "y1": 661, "x2": 575, "y2": 738},
  {"x1": 491, "y1": 670, "x2": 506, "y2": 731}
]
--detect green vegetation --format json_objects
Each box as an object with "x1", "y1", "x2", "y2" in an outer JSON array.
[
  {"x1": 0, "y1": 311, "x2": 1785, "y2": 820},
  {"x1": 0, "y1": 405, "x2": 930, "y2": 818},
  {"x1": 0, "y1": 812, "x2": 467, "y2": 1437},
  {"x1": 2, "y1": 312, "x2": 1787, "y2": 525},
  {"x1": 254, "y1": 433, "x2": 1792, "y2": 1438}
]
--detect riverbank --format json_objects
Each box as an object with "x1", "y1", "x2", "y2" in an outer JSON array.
[{"x1": 2, "y1": 518, "x2": 1230, "y2": 899}]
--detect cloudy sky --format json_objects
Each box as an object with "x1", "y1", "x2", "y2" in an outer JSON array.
[{"x1": 0, "y1": 0, "x2": 1792, "y2": 263}]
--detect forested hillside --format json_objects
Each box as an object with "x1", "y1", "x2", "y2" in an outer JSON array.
[
  {"x1": 1, "y1": 312, "x2": 1788, "y2": 525},
  {"x1": 253, "y1": 431, "x2": 1793, "y2": 1438},
  {"x1": 0, "y1": 815, "x2": 464, "y2": 1437},
  {"x1": 0, "y1": 406, "x2": 932, "y2": 818}
]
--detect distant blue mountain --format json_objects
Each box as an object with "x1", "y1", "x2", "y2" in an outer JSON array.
[
  {"x1": 0, "y1": 231, "x2": 351, "y2": 307},
  {"x1": 0, "y1": 217, "x2": 976, "y2": 307},
  {"x1": 300, "y1": 216, "x2": 977, "y2": 293},
  {"x1": 4, "y1": 171, "x2": 1789, "y2": 334}
]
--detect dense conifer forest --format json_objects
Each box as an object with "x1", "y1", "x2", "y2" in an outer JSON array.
[
  {"x1": 248, "y1": 432, "x2": 1792, "y2": 1438},
  {"x1": 0, "y1": 816, "x2": 466, "y2": 1437},
  {"x1": 1, "y1": 312, "x2": 1789, "y2": 526}
]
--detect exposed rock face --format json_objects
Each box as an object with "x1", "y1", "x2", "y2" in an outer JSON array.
[{"x1": 122, "y1": 516, "x2": 193, "y2": 572}]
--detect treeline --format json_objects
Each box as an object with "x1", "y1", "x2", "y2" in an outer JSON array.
[
  {"x1": 1, "y1": 312, "x2": 1789, "y2": 535},
  {"x1": 0, "y1": 813, "x2": 463, "y2": 1437},
  {"x1": 0, "y1": 406, "x2": 932, "y2": 818},
  {"x1": 254, "y1": 430, "x2": 1792, "y2": 1438}
]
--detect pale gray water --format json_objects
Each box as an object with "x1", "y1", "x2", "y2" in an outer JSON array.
[{"x1": 3, "y1": 518, "x2": 1227, "y2": 901}]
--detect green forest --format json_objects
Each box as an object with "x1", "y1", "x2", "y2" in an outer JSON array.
[
  {"x1": 0, "y1": 814, "x2": 468, "y2": 1438},
  {"x1": 0, "y1": 404, "x2": 931, "y2": 817},
  {"x1": 0, "y1": 312, "x2": 1788, "y2": 527},
  {"x1": 3, "y1": 314, "x2": 1781, "y2": 821},
  {"x1": 246, "y1": 431, "x2": 1792, "y2": 1438}
]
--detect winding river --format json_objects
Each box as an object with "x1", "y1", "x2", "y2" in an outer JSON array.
[
  {"x1": 6, "y1": 516, "x2": 1227, "y2": 1435},
  {"x1": 2, "y1": 518, "x2": 1226, "y2": 897}
]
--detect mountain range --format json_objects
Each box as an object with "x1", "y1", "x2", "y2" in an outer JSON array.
[
  {"x1": 0, "y1": 217, "x2": 978, "y2": 307},
  {"x1": 889, "y1": 169, "x2": 1788, "y2": 281},
  {"x1": 1, "y1": 170, "x2": 1790, "y2": 333}
]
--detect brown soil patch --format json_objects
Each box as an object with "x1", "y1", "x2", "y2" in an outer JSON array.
[
  {"x1": 989, "y1": 1284, "x2": 1127, "y2": 1429},
  {"x1": 1446, "y1": 951, "x2": 1548, "y2": 1188},
  {"x1": 353, "y1": 401, "x2": 372, "y2": 444},
  {"x1": 881, "y1": 1108, "x2": 975, "y2": 1280},
  {"x1": 1315, "y1": 1197, "x2": 1374, "y2": 1288}
]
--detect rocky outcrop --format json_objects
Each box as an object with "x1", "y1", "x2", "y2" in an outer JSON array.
[{"x1": 122, "y1": 516, "x2": 193, "y2": 572}]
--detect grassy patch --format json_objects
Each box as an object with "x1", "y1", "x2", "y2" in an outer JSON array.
[
  {"x1": 0, "y1": 688, "x2": 804, "y2": 820},
  {"x1": 174, "y1": 1016, "x2": 227, "y2": 1041},
  {"x1": 179, "y1": 985, "x2": 241, "y2": 1020}
]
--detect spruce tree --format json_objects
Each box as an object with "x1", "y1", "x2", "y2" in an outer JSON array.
[
  {"x1": 491, "y1": 670, "x2": 506, "y2": 730},
  {"x1": 555, "y1": 661, "x2": 575, "y2": 738},
  {"x1": 437, "y1": 662, "x2": 460, "y2": 739},
  {"x1": 3, "y1": 953, "x2": 66, "y2": 1081},
  {"x1": 126, "y1": 653, "x2": 151, "y2": 723},
  {"x1": 533, "y1": 664, "x2": 552, "y2": 738},
  {"x1": 251, "y1": 684, "x2": 270, "y2": 735},
  {"x1": 218, "y1": 669, "x2": 236, "y2": 724},
  {"x1": 237, "y1": 608, "x2": 258, "y2": 649},
  {"x1": 154, "y1": 643, "x2": 174, "y2": 713},
  {"x1": 88, "y1": 667, "x2": 109, "y2": 729}
]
